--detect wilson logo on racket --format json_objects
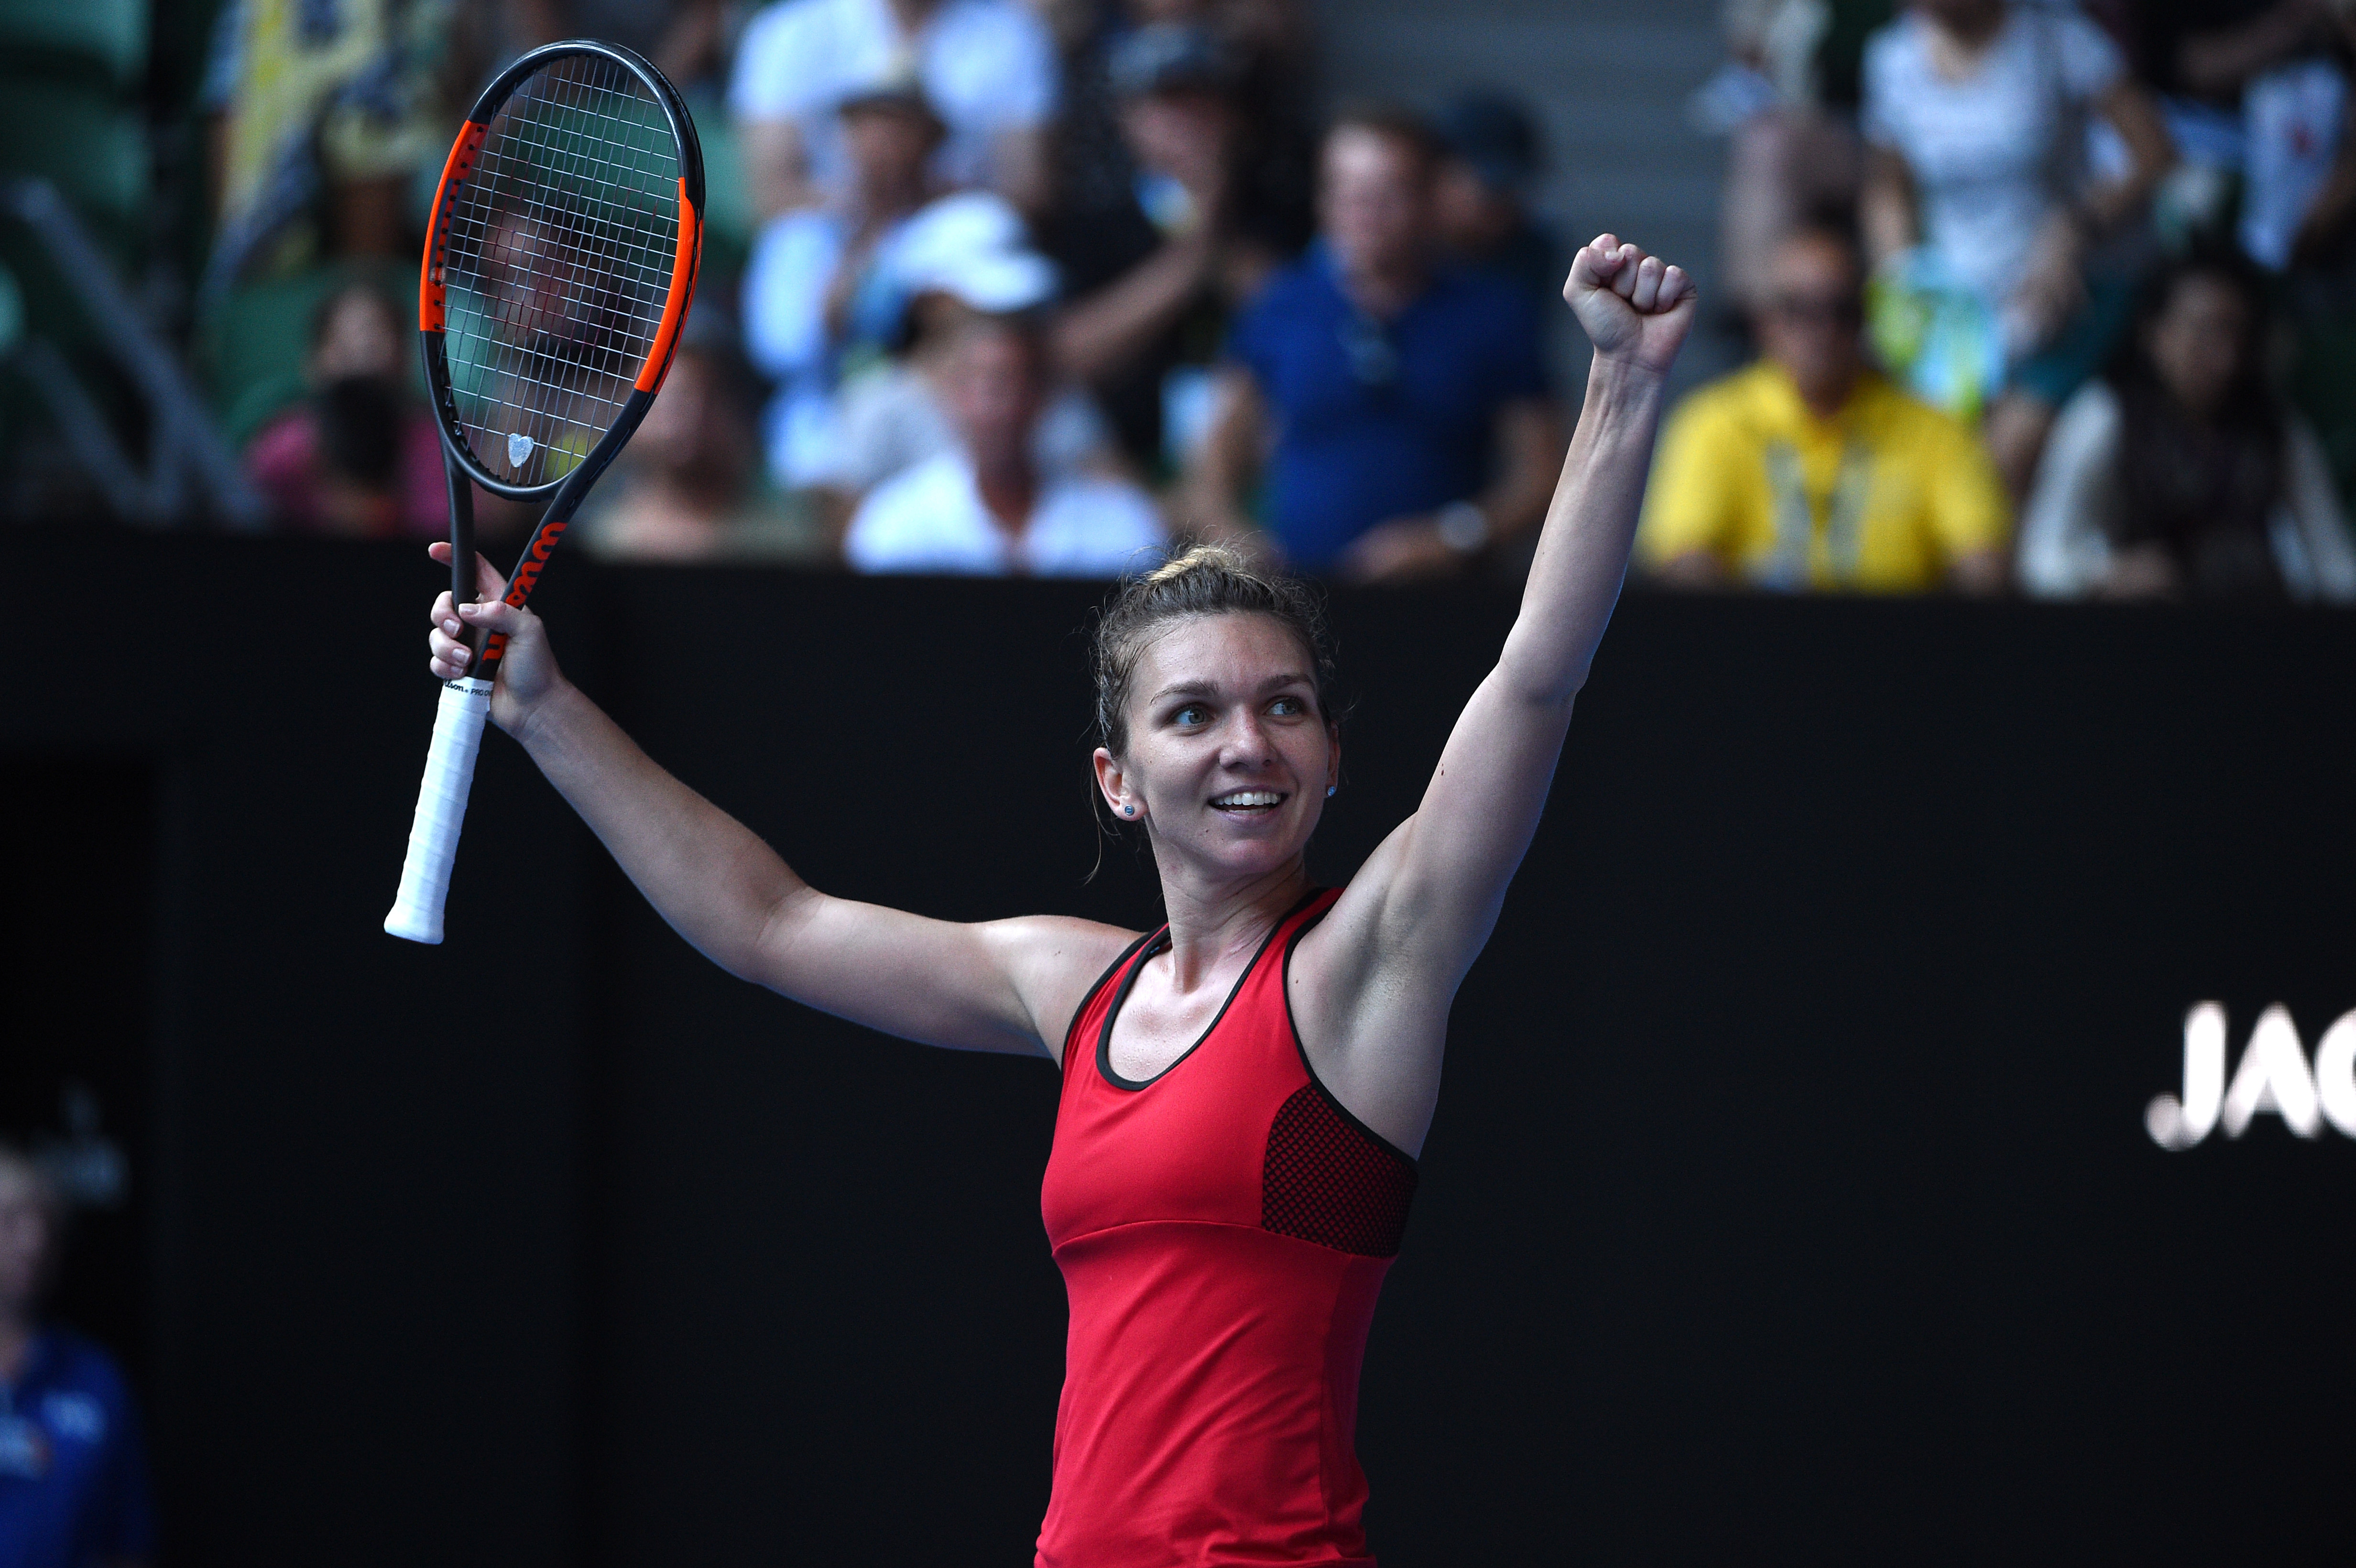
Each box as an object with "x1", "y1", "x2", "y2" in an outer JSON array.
[
  {"x1": 387, "y1": 37, "x2": 704, "y2": 947},
  {"x1": 505, "y1": 522, "x2": 569, "y2": 602}
]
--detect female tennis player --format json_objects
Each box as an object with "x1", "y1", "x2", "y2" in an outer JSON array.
[{"x1": 425, "y1": 234, "x2": 1691, "y2": 1564}]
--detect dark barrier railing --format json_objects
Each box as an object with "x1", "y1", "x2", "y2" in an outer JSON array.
[{"x1": 7, "y1": 532, "x2": 2353, "y2": 1565}]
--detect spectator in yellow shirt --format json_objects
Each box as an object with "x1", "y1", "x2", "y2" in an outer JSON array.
[{"x1": 1639, "y1": 226, "x2": 2008, "y2": 592}]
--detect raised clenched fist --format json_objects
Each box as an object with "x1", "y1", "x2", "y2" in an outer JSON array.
[{"x1": 1563, "y1": 233, "x2": 1696, "y2": 377}]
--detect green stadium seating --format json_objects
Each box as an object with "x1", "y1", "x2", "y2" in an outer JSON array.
[{"x1": 0, "y1": 0, "x2": 148, "y2": 92}]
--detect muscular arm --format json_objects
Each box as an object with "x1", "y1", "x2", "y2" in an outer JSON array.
[
  {"x1": 1297, "y1": 236, "x2": 1695, "y2": 1149},
  {"x1": 428, "y1": 548, "x2": 1129, "y2": 1061}
]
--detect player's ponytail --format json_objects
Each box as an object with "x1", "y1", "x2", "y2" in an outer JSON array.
[{"x1": 1090, "y1": 543, "x2": 1340, "y2": 761}]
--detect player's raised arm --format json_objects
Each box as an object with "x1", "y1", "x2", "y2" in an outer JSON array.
[
  {"x1": 426, "y1": 545, "x2": 1132, "y2": 1059},
  {"x1": 1324, "y1": 235, "x2": 1695, "y2": 986}
]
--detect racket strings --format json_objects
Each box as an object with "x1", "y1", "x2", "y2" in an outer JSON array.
[{"x1": 439, "y1": 52, "x2": 682, "y2": 488}]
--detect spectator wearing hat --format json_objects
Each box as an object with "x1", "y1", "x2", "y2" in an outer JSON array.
[
  {"x1": 1432, "y1": 91, "x2": 1564, "y2": 320},
  {"x1": 1186, "y1": 108, "x2": 1562, "y2": 580},
  {"x1": 1638, "y1": 225, "x2": 2008, "y2": 591},
  {"x1": 844, "y1": 309, "x2": 1166, "y2": 575},
  {"x1": 742, "y1": 75, "x2": 956, "y2": 488},
  {"x1": 730, "y1": 0, "x2": 1058, "y2": 220},
  {"x1": 1048, "y1": 18, "x2": 1317, "y2": 471},
  {"x1": 808, "y1": 215, "x2": 1117, "y2": 539}
]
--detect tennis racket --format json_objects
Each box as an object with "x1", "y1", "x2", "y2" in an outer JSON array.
[{"x1": 384, "y1": 39, "x2": 703, "y2": 944}]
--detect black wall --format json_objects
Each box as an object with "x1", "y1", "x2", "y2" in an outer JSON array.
[{"x1": 6, "y1": 533, "x2": 2351, "y2": 1564}]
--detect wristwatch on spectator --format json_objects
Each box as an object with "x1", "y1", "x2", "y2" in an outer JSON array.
[{"x1": 1436, "y1": 500, "x2": 1491, "y2": 555}]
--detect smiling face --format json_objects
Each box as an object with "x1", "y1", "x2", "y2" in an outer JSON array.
[{"x1": 1096, "y1": 612, "x2": 1338, "y2": 882}]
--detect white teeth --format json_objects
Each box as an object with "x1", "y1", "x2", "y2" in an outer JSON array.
[{"x1": 1213, "y1": 791, "x2": 1283, "y2": 807}]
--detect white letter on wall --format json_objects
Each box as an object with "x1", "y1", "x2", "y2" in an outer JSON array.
[
  {"x1": 2313, "y1": 1009, "x2": 2356, "y2": 1139},
  {"x1": 2147, "y1": 1002, "x2": 2227, "y2": 1150},
  {"x1": 2219, "y1": 1005, "x2": 2321, "y2": 1138}
]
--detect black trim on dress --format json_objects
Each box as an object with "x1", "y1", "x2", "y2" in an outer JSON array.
[
  {"x1": 1278, "y1": 898, "x2": 1420, "y2": 1169},
  {"x1": 1096, "y1": 887, "x2": 1328, "y2": 1092},
  {"x1": 1059, "y1": 927, "x2": 1159, "y2": 1070}
]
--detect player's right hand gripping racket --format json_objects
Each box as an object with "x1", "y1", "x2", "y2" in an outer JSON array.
[{"x1": 385, "y1": 40, "x2": 702, "y2": 944}]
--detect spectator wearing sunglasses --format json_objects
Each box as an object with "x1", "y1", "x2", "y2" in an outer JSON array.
[{"x1": 1639, "y1": 223, "x2": 2008, "y2": 592}]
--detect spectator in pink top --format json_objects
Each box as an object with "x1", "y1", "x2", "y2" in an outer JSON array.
[{"x1": 242, "y1": 283, "x2": 444, "y2": 537}]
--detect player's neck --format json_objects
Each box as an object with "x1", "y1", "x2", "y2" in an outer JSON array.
[{"x1": 1152, "y1": 861, "x2": 1313, "y2": 993}]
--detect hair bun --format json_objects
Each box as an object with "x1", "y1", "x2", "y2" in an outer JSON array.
[
  {"x1": 1143, "y1": 541, "x2": 1251, "y2": 586},
  {"x1": 1090, "y1": 539, "x2": 1340, "y2": 762}
]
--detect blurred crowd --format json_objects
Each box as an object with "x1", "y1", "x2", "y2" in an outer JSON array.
[
  {"x1": 1683, "y1": 0, "x2": 2356, "y2": 599},
  {"x1": 179, "y1": 0, "x2": 2356, "y2": 602}
]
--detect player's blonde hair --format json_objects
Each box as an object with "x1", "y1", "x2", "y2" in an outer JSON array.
[{"x1": 1090, "y1": 543, "x2": 1339, "y2": 761}]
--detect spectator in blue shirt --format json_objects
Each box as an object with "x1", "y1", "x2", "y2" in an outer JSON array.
[
  {"x1": 1185, "y1": 107, "x2": 1563, "y2": 580},
  {"x1": 0, "y1": 1148, "x2": 153, "y2": 1568}
]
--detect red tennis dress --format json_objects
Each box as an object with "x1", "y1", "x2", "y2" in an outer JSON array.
[{"x1": 1037, "y1": 889, "x2": 1419, "y2": 1567}]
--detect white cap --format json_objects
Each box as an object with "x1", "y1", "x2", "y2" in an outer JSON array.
[
  {"x1": 931, "y1": 248, "x2": 1058, "y2": 313},
  {"x1": 885, "y1": 192, "x2": 1059, "y2": 313}
]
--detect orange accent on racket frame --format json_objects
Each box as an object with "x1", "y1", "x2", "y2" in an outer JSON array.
[
  {"x1": 633, "y1": 182, "x2": 702, "y2": 393},
  {"x1": 419, "y1": 120, "x2": 489, "y2": 332},
  {"x1": 502, "y1": 521, "x2": 569, "y2": 604}
]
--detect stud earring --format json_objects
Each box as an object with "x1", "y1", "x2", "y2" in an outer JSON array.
[
  {"x1": 1123, "y1": 805, "x2": 1137, "y2": 817},
  {"x1": 1326, "y1": 785, "x2": 1337, "y2": 797}
]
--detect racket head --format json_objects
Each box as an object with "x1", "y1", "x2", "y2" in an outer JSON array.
[{"x1": 418, "y1": 41, "x2": 704, "y2": 503}]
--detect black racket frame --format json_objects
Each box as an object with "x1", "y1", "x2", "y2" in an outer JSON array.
[{"x1": 418, "y1": 39, "x2": 705, "y2": 677}]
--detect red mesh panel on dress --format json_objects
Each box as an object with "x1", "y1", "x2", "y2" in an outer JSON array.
[{"x1": 1260, "y1": 1084, "x2": 1418, "y2": 1257}]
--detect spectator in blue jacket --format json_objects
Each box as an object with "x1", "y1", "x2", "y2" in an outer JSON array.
[
  {"x1": 1184, "y1": 107, "x2": 1563, "y2": 580},
  {"x1": 0, "y1": 1147, "x2": 153, "y2": 1568}
]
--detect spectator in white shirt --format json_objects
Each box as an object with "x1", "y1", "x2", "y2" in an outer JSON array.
[
  {"x1": 729, "y1": 0, "x2": 1058, "y2": 220},
  {"x1": 814, "y1": 225, "x2": 1117, "y2": 533},
  {"x1": 1860, "y1": 0, "x2": 2173, "y2": 499},
  {"x1": 2018, "y1": 250, "x2": 2356, "y2": 602},
  {"x1": 845, "y1": 311, "x2": 1166, "y2": 576},
  {"x1": 742, "y1": 75, "x2": 952, "y2": 488}
]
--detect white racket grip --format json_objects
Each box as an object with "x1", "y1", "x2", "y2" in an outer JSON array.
[{"x1": 384, "y1": 676, "x2": 495, "y2": 944}]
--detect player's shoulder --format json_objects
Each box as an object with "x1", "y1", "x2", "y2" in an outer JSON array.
[{"x1": 986, "y1": 915, "x2": 1151, "y2": 1056}]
